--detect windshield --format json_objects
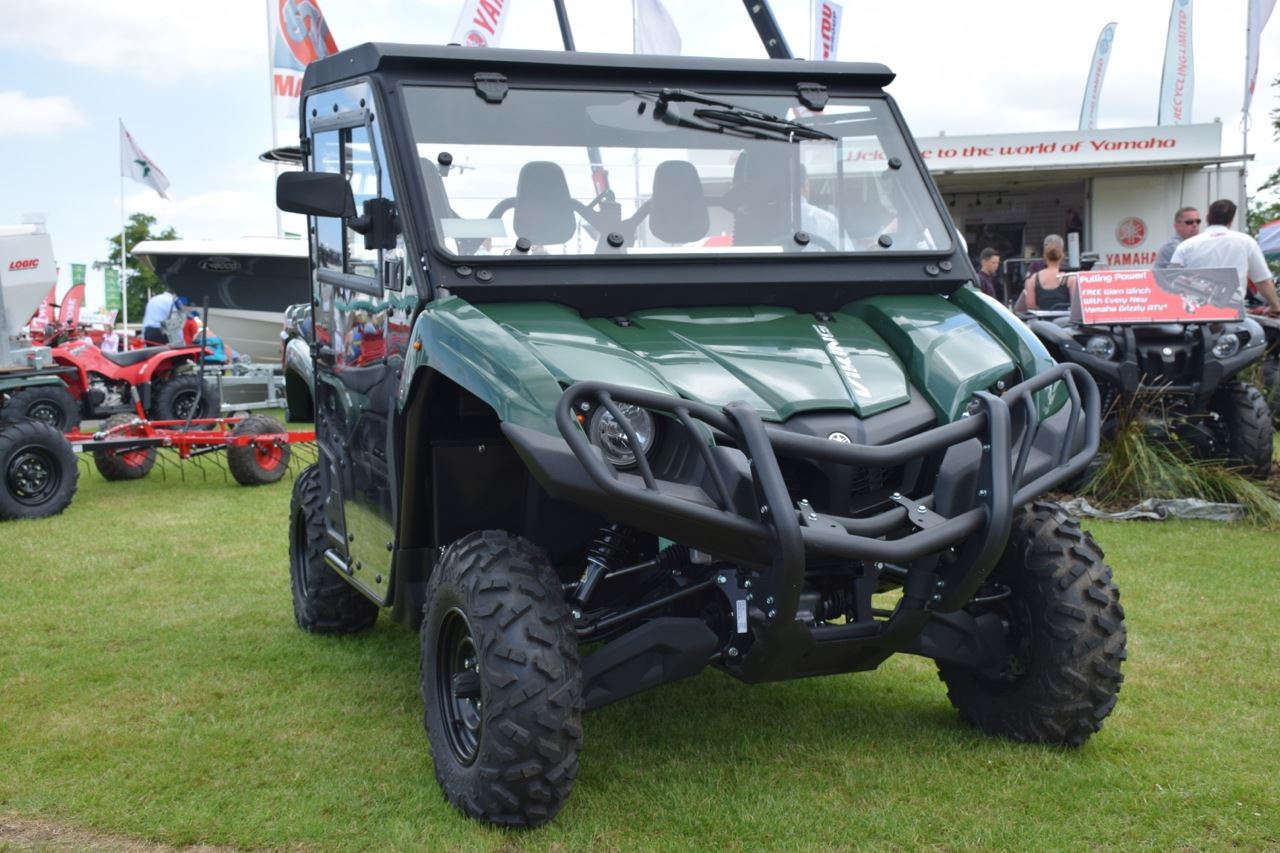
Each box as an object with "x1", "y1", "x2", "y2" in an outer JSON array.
[{"x1": 403, "y1": 86, "x2": 950, "y2": 259}]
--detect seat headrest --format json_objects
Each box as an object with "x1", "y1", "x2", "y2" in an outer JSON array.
[
  {"x1": 514, "y1": 161, "x2": 577, "y2": 245},
  {"x1": 649, "y1": 160, "x2": 710, "y2": 244}
]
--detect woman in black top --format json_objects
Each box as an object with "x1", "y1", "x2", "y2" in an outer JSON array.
[{"x1": 1017, "y1": 234, "x2": 1073, "y2": 311}]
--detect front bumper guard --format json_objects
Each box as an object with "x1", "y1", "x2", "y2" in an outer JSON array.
[{"x1": 551, "y1": 364, "x2": 1099, "y2": 634}]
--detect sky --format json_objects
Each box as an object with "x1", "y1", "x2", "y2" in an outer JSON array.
[{"x1": 2, "y1": 0, "x2": 1279, "y2": 301}]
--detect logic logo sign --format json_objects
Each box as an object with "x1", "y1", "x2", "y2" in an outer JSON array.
[
  {"x1": 278, "y1": 0, "x2": 338, "y2": 68},
  {"x1": 1115, "y1": 216, "x2": 1147, "y2": 247}
]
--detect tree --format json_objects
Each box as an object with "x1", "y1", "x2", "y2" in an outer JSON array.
[{"x1": 103, "y1": 213, "x2": 178, "y2": 323}]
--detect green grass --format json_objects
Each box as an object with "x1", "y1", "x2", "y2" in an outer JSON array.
[{"x1": 2, "y1": 456, "x2": 1279, "y2": 850}]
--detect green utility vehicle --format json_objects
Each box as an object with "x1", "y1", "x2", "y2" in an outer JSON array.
[{"x1": 277, "y1": 43, "x2": 1126, "y2": 827}]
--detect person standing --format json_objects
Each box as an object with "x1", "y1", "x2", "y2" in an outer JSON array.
[
  {"x1": 1015, "y1": 235, "x2": 1072, "y2": 312},
  {"x1": 141, "y1": 286, "x2": 178, "y2": 345},
  {"x1": 975, "y1": 248, "x2": 1002, "y2": 300},
  {"x1": 1153, "y1": 206, "x2": 1201, "y2": 269},
  {"x1": 1169, "y1": 199, "x2": 1280, "y2": 316}
]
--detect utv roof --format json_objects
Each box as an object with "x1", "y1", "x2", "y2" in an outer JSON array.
[{"x1": 302, "y1": 42, "x2": 896, "y2": 93}]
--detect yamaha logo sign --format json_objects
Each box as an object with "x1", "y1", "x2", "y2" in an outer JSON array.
[{"x1": 827, "y1": 432, "x2": 852, "y2": 444}]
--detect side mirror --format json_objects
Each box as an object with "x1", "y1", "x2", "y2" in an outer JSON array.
[{"x1": 277, "y1": 172, "x2": 356, "y2": 218}]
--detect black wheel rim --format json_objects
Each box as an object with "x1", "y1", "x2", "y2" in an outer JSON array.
[
  {"x1": 437, "y1": 608, "x2": 483, "y2": 766},
  {"x1": 989, "y1": 597, "x2": 1035, "y2": 689},
  {"x1": 6, "y1": 446, "x2": 61, "y2": 506},
  {"x1": 27, "y1": 401, "x2": 64, "y2": 428},
  {"x1": 173, "y1": 390, "x2": 200, "y2": 420}
]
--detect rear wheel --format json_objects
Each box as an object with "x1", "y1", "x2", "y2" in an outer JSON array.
[
  {"x1": 227, "y1": 415, "x2": 290, "y2": 486},
  {"x1": 92, "y1": 414, "x2": 156, "y2": 481},
  {"x1": 1215, "y1": 381, "x2": 1274, "y2": 479},
  {"x1": 0, "y1": 419, "x2": 78, "y2": 520},
  {"x1": 421, "y1": 530, "x2": 583, "y2": 827},
  {"x1": 938, "y1": 501, "x2": 1126, "y2": 746},
  {"x1": 289, "y1": 464, "x2": 378, "y2": 633},
  {"x1": 2, "y1": 385, "x2": 80, "y2": 432},
  {"x1": 151, "y1": 374, "x2": 221, "y2": 422}
]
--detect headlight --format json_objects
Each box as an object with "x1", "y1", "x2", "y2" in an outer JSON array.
[
  {"x1": 1085, "y1": 335, "x2": 1117, "y2": 360},
  {"x1": 590, "y1": 404, "x2": 655, "y2": 468},
  {"x1": 1212, "y1": 334, "x2": 1240, "y2": 359}
]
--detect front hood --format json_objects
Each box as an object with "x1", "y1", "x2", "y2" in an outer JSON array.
[{"x1": 478, "y1": 304, "x2": 912, "y2": 420}]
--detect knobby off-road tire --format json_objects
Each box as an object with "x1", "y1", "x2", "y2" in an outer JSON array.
[
  {"x1": 1216, "y1": 381, "x2": 1274, "y2": 480},
  {"x1": 227, "y1": 415, "x2": 291, "y2": 486},
  {"x1": 289, "y1": 464, "x2": 378, "y2": 633},
  {"x1": 938, "y1": 500, "x2": 1126, "y2": 746},
  {"x1": 92, "y1": 414, "x2": 156, "y2": 481},
  {"x1": 421, "y1": 530, "x2": 583, "y2": 827},
  {"x1": 2, "y1": 384, "x2": 81, "y2": 432},
  {"x1": 151, "y1": 374, "x2": 221, "y2": 422},
  {"x1": 0, "y1": 419, "x2": 78, "y2": 520}
]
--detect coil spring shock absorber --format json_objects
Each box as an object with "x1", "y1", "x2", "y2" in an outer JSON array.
[{"x1": 574, "y1": 523, "x2": 641, "y2": 606}]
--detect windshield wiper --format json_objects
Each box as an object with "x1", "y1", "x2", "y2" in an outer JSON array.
[{"x1": 637, "y1": 88, "x2": 835, "y2": 142}]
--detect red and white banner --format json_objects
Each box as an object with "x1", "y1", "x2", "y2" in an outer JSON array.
[
  {"x1": 1076, "y1": 268, "x2": 1243, "y2": 324},
  {"x1": 57, "y1": 283, "x2": 85, "y2": 328},
  {"x1": 451, "y1": 0, "x2": 513, "y2": 48},
  {"x1": 1078, "y1": 22, "x2": 1118, "y2": 131},
  {"x1": 1158, "y1": 0, "x2": 1193, "y2": 125},
  {"x1": 268, "y1": 0, "x2": 339, "y2": 146},
  {"x1": 811, "y1": 1, "x2": 842, "y2": 61},
  {"x1": 1244, "y1": 0, "x2": 1276, "y2": 114}
]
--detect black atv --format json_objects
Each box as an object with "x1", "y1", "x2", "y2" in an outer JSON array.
[{"x1": 1024, "y1": 303, "x2": 1273, "y2": 479}]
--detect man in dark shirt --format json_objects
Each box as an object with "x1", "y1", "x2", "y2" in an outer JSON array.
[
  {"x1": 976, "y1": 247, "x2": 1002, "y2": 301},
  {"x1": 1153, "y1": 206, "x2": 1200, "y2": 269}
]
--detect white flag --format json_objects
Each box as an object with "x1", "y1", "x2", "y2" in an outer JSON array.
[
  {"x1": 120, "y1": 123, "x2": 170, "y2": 200},
  {"x1": 451, "y1": 0, "x2": 513, "y2": 48},
  {"x1": 1158, "y1": 0, "x2": 1193, "y2": 124},
  {"x1": 1244, "y1": 0, "x2": 1277, "y2": 113},
  {"x1": 811, "y1": 1, "x2": 843, "y2": 61},
  {"x1": 1078, "y1": 22, "x2": 1118, "y2": 131},
  {"x1": 635, "y1": 0, "x2": 681, "y2": 56},
  {"x1": 268, "y1": 0, "x2": 339, "y2": 147}
]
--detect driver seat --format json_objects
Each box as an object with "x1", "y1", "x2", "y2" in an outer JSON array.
[
  {"x1": 729, "y1": 150, "x2": 796, "y2": 246},
  {"x1": 513, "y1": 161, "x2": 578, "y2": 245},
  {"x1": 102, "y1": 346, "x2": 172, "y2": 367}
]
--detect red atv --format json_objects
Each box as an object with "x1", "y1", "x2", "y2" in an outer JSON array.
[{"x1": 0, "y1": 324, "x2": 220, "y2": 432}]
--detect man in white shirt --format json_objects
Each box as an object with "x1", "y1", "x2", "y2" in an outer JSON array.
[
  {"x1": 1170, "y1": 199, "x2": 1280, "y2": 316},
  {"x1": 141, "y1": 287, "x2": 178, "y2": 344}
]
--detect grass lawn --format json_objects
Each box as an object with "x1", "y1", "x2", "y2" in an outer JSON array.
[{"x1": 1, "y1": 442, "x2": 1278, "y2": 851}]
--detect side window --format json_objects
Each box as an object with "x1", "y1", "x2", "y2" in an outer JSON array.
[
  {"x1": 313, "y1": 131, "x2": 341, "y2": 347},
  {"x1": 345, "y1": 126, "x2": 379, "y2": 280}
]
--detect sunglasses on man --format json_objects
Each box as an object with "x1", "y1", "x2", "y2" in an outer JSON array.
[{"x1": 1181, "y1": 218, "x2": 1201, "y2": 225}]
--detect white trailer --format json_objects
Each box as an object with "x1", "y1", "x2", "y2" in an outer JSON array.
[{"x1": 0, "y1": 224, "x2": 58, "y2": 368}]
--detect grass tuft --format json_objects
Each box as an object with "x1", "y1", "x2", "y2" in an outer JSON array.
[{"x1": 1083, "y1": 394, "x2": 1280, "y2": 527}]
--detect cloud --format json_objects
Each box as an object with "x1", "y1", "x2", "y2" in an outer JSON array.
[
  {"x1": 0, "y1": 0, "x2": 261, "y2": 80},
  {"x1": 0, "y1": 91, "x2": 88, "y2": 137}
]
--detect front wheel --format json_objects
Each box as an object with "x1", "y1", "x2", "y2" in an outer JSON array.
[
  {"x1": 0, "y1": 419, "x2": 78, "y2": 520},
  {"x1": 150, "y1": 374, "x2": 221, "y2": 422},
  {"x1": 1215, "y1": 381, "x2": 1274, "y2": 479},
  {"x1": 938, "y1": 501, "x2": 1126, "y2": 746},
  {"x1": 421, "y1": 530, "x2": 583, "y2": 827}
]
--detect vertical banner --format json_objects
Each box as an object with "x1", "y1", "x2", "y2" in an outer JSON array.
[
  {"x1": 1158, "y1": 0, "x2": 1193, "y2": 125},
  {"x1": 104, "y1": 267, "x2": 122, "y2": 313},
  {"x1": 451, "y1": 0, "x2": 513, "y2": 48},
  {"x1": 634, "y1": 0, "x2": 681, "y2": 55},
  {"x1": 811, "y1": 1, "x2": 842, "y2": 61},
  {"x1": 268, "y1": 0, "x2": 339, "y2": 147},
  {"x1": 1078, "y1": 22, "x2": 1119, "y2": 131},
  {"x1": 59, "y1": 267, "x2": 86, "y2": 328},
  {"x1": 1244, "y1": 0, "x2": 1277, "y2": 113}
]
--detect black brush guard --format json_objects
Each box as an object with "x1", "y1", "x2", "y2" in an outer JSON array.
[{"x1": 550, "y1": 364, "x2": 1099, "y2": 681}]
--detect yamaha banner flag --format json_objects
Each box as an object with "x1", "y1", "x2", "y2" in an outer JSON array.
[
  {"x1": 1078, "y1": 22, "x2": 1118, "y2": 131},
  {"x1": 811, "y1": 1, "x2": 842, "y2": 61},
  {"x1": 268, "y1": 0, "x2": 339, "y2": 145},
  {"x1": 1158, "y1": 0, "x2": 1193, "y2": 125},
  {"x1": 451, "y1": 0, "x2": 513, "y2": 48},
  {"x1": 1244, "y1": 0, "x2": 1276, "y2": 114}
]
